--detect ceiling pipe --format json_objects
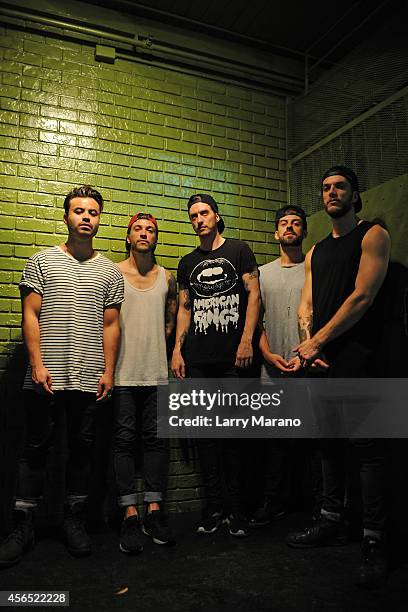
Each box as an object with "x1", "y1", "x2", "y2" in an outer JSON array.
[
  {"x1": 96, "y1": 0, "x2": 309, "y2": 60},
  {"x1": 0, "y1": 4, "x2": 304, "y2": 94}
]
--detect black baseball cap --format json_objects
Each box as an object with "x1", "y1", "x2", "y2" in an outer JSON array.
[
  {"x1": 275, "y1": 204, "x2": 307, "y2": 231},
  {"x1": 187, "y1": 194, "x2": 225, "y2": 234},
  {"x1": 321, "y1": 165, "x2": 362, "y2": 213}
]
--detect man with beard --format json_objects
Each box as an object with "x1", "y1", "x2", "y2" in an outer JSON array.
[
  {"x1": 172, "y1": 194, "x2": 260, "y2": 537},
  {"x1": 286, "y1": 166, "x2": 390, "y2": 589},
  {"x1": 251, "y1": 205, "x2": 322, "y2": 526},
  {"x1": 113, "y1": 212, "x2": 176, "y2": 553}
]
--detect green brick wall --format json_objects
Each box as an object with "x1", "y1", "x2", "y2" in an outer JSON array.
[
  {"x1": 0, "y1": 24, "x2": 286, "y2": 373},
  {"x1": 0, "y1": 24, "x2": 286, "y2": 512}
]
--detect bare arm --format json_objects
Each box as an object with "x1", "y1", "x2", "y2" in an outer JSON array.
[
  {"x1": 297, "y1": 246, "x2": 314, "y2": 343},
  {"x1": 171, "y1": 287, "x2": 191, "y2": 379},
  {"x1": 296, "y1": 226, "x2": 390, "y2": 364},
  {"x1": 97, "y1": 305, "x2": 121, "y2": 401},
  {"x1": 235, "y1": 269, "x2": 261, "y2": 368},
  {"x1": 21, "y1": 287, "x2": 53, "y2": 394},
  {"x1": 165, "y1": 272, "x2": 177, "y2": 341}
]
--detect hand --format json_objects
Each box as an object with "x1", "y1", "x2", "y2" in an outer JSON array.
[
  {"x1": 294, "y1": 337, "x2": 322, "y2": 367},
  {"x1": 171, "y1": 351, "x2": 186, "y2": 379},
  {"x1": 96, "y1": 371, "x2": 114, "y2": 402},
  {"x1": 235, "y1": 339, "x2": 253, "y2": 369},
  {"x1": 286, "y1": 355, "x2": 302, "y2": 372},
  {"x1": 265, "y1": 352, "x2": 299, "y2": 373},
  {"x1": 31, "y1": 365, "x2": 53, "y2": 395},
  {"x1": 308, "y1": 354, "x2": 330, "y2": 371}
]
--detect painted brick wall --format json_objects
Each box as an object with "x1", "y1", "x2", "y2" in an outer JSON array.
[{"x1": 0, "y1": 24, "x2": 286, "y2": 512}]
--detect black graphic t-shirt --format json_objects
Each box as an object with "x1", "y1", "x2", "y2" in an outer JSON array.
[{"x1": 177, "y1": 239, "x2": 257, "y2": 367}]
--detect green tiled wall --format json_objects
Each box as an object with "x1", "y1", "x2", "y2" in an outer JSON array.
[
  {"x1": 0, "y1": 24, "x2": 286, "y2": 370},
  {"x1": 0, "y1": 24, "x2": 286, "y2": 511}
]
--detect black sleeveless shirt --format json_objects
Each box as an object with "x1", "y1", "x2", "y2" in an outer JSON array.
[{"x1": 311, "y1": 220, "x2": 384, "y2": 361}]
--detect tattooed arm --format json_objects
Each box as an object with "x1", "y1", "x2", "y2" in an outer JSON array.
[
  {"x1": 297, "y1": 247, "x2": 314, "y2": 343},
  {"x1": 171, "y1": 286, "x2": 191, "y2": 379},
  {"x1": 235, "y1": 268, "x2": 261, "y2": 368},
  {"x1": 296, "y1": 225, "x2": 390, "y2": 366},
  {"x1": 165, "y1": 271, "x2": 177, "y2": 341},
  {"x1": 295, "y1": 246, "x2": 329, "y2": 370}
]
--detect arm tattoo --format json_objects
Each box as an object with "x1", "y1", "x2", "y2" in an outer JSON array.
[
  {"x1": 179, "y1": 331, "x2": 187, "y2": 348},
  {"x1": 165, "y1": 275, "x2": 177, "y2": 337},
  {"x1": 243, "y1": 268, "x2": 258, "y2": 292},
  {"x1": 298, "y1": 314, "x2": 313, "y2": 343},
  {"x1": 183, "y1": 289, "x2": 191, "y2": 311}
]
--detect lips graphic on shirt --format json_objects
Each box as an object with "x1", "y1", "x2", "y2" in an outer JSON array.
[{"x1": 190, "y1": 258, "x2": 238, "y2": 297}]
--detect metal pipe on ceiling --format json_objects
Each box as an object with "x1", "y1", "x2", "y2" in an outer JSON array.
[
  {"x1": 93, "y1": 0, "x2": 309, "y2": 60},
  {"x1": 115, "y1": 51, "x2": 293, "y2": 96},
  {"x1": 0, "y1": 4, "x2": 304, "y2": 94}
]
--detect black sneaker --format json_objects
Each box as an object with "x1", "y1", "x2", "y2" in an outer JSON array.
[
  {"x1": 0, "y1": 510, "x2": 34, "y2": 568},
  {"x1": 119, "y1": 515, "x2": 143, "y2": 554},
  {"x1": 286, "y1": 517, "x2": 348, "y2": 548},
  {"x1": 196, "y1": 509, "x2": 223, "y2": 535},
  {"x1": 226, "y1": 513, "x2": 250, "y2": 537},
  {"x1": 62, "y1": 504, "x2": 91, "y2": 557},
  {"x1": 142, "y1": 510, "x2": 175, "y2": 545},
  {"x1": 354, "y1": 536, "x2": 387, "y2": 589},
  {"x1": 250, "y1": 500, "x2": 286, "y2": 527}
]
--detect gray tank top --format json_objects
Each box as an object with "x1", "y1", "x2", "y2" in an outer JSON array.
[
  {"x1": 259, "y1": 258, "x2": 305, "y2": 379},
  {"x1": 115, "y1": 266, "x2": 168, "y2": 386}
]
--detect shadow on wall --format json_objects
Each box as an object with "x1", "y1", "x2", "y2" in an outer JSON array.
[
  {"x1": 0, "y1": 345, "x2": 72, "y2": 534},
  {"x1": 0, "y1": 344, "x2": 27, "y2": 534}
]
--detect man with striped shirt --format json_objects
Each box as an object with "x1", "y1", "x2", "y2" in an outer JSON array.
[{"x1": 0, "y1": 186, "x2": 124, "y2": 567}]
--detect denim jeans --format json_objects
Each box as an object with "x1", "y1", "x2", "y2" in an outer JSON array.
[
  {"x1": 16, "y1": 390, "x2": 98, "y2": 510},
  {"x1": 318, "y1": 346, "x2": 386, "y2": 533},
  {"x1": 186, "y1": 365, "x2": 245, "y2": 514},
  {"x1": 113, "y1": 386, "x2": 168, "y2": 507},
  {"x1": 320, "y1": 438, "x2": 386, "y2": 532}
]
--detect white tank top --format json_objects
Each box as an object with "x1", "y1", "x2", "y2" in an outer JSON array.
[{"x1": 115, "y1": 266, "x2": 168, "y2": 386}]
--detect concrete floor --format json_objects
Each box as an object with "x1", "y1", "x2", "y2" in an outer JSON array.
[{"x1": 0, "y1": 511, "x2": 407, "y2": 612}]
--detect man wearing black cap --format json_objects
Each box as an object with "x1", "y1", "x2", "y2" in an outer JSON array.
[
  {"x1": 172, "y1": 193, "x2": 260, "y2": 537},
  {"x1": 252, "y1": 204, "x2": 321, "y2": 526},
  {"x1": 286, "y1": 166, "x2": 391, "y2": 588}
]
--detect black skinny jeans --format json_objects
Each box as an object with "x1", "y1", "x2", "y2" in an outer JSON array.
[
  {"x1": 187, "y1": 365, "x2": 245, "y2": 514},
  {"x1": 113, "y1": 386, "x2": 168, "y2": 507},
  {"x1": 318, "y1": 345, "x2": 386, "y2": 533},
  {"x1": 16, "y1": 390, "x2": 97, "y2": 510}
]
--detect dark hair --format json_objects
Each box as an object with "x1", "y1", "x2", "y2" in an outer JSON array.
[
  {"x1": 63, "y1": 185, "x2": 104, "y2": 214},
  {"x1": 321, "y1": 165, "x2": 362, "y2": 213},
  {"x1": 275, "y1": 205, "x2": 307, "y2": 231},
  {"x1": 186, "y1": 193, "x2": 225, "y2": 234}
]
